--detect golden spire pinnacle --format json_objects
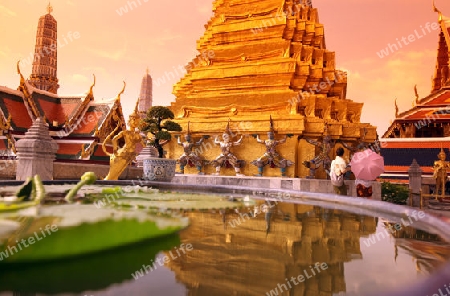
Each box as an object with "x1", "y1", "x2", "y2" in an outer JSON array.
[
  {"x1": 47, "y1": 2, "x2": 53, "y2": 14},
  {"x1": 146, "y1": 67, "x2": 150, "y2": 76},
  {"x1": 433, "y1": 0, "x2": 443, "y2": 23}
]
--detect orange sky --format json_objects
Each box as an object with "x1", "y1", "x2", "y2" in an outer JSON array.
[{"x1": 1, "y1": 0, "x2": 450, "y2": 135}]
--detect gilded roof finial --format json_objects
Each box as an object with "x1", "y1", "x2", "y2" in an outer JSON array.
[
  {"x1": 116, "y1": 81, "x2": 126, "y2": 102},
  {"x1": 146, "y1": 67, "x2": 150, "y2": 76},
  {"x1": 88, "y1": 74, "x2": 96, "y2": 97},
  {"x1": 395, "y1": 98, "x2": 399, "y2": 118},
  {"x1": 47, "y1": 2, "x2": 53, "y2": 14},
  {"x1": 414, "y1": 84, "x2": 419, "y2": 105},
  {"x1": 16, "y1": 60, "x2": 25, "y2": 83},
  {"x1": 433, "y1": 0, "x2": 443, "y2": 23}
]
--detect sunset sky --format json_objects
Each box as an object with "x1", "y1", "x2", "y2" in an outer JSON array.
[{"x1": 1, "y1": 0, "x2": 450, "y2": 135}]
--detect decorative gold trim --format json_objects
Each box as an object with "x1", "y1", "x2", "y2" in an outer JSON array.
[
  {"x1": 80, "y1": 139, "x2": 99, "y2": 159},
  {"x1": 17, "y1": 61, "x2": 40, "y2": 119}
]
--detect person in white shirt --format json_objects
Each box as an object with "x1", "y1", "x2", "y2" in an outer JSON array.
[{"x1": 331, "y1": 147, "x2": 349, "y2": 195}]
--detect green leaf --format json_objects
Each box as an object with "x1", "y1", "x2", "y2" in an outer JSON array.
[
  {"x1": 0, "y1": 204, "x2": 189, "y2": 262},
  {"x1": 14, "y1": 177, "x2": 34, "y2": 201}
]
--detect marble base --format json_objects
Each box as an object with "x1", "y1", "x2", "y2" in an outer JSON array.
[{"x1": 171, "y1": 175, "x2": 381, "y2": 200}]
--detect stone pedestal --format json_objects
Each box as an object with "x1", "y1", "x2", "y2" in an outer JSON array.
[
  {"x1": 15, "y1": 118, "x2": 58, "y2": 181},
  {"x1": 408, "y1": 159, "x2": 422, "y2": 207},
  {"x1": 136, "y1": 146, "x2": 158, "y2": 168}
]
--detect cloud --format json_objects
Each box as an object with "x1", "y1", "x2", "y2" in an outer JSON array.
[
  {"x1": 151, "y1": 29, "x2": 182, "y2": 46},
  {"x1": 85, "y1": 43, "x2": 128, "y2": 61},
  {"x1": 70, "y1": 74, "x2": 89, "y2": 84},
  {"x1": 341, "y1": 50, "x2": 436, "y2": 134},
  {"x1": 0, "y1": 5, "x2": 16, "y2": 17},
  {"x1": 194, "y1": 0, "x2": 212, "y2": 16}
]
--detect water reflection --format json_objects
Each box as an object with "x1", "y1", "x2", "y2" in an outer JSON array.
[
  {"x1": 167, "y1": 202, "x2": 450, "y2": 296},
  {"x1": 1, "y1": 202, "x2": 450, "y2": 296},
  {"x1": 387, "y1": 221, "x2": 450, "y2": 274}
]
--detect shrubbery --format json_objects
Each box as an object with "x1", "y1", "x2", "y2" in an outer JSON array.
[{"x1": 381, "y1": 181, "x2": 409, "y2": 205}]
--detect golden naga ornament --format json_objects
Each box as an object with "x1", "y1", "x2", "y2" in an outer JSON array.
[{"x1": 103, "y1": 86, "x2": 145, "y2": 180}]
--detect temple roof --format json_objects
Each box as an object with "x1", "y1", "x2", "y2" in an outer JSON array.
[
  {"x1": 0, "y1": 71, "x2": 126, "y2": 160},
  {"x1": 382, "y1": 6, "x2": 450, "y2": 138}
]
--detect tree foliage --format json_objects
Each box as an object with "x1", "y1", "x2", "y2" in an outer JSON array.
[
  {"x1": 381, "y1": 180, "x2": 409, "y2": 205},
  {"x1": 141, "y1": 106, "x2": 182, "y2": 158}
]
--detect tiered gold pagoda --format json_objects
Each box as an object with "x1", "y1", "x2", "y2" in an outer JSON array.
[{"x1": 168, "y1": 0, "x2": 377, "y2": 177}]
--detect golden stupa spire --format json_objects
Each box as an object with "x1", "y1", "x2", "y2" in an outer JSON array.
[
  {"x1": 146, "y1": 67, "x2": 150, "y2": 76},
  {"x1": 47, "y1": 2, "x2": 53, "y2": 14}
]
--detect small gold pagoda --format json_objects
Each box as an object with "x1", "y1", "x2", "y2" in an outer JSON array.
[{"x1": 167, "y1": 0, "x2": 377, "y2": 177}]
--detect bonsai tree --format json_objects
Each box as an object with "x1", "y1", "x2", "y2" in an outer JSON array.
[{"x1": 141, "y1": 106, "x2": 182, "y2": 158}]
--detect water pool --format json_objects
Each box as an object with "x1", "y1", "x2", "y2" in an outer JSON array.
[{"x1": 0, "y1": 181, "x2": 449, "y2": 296}]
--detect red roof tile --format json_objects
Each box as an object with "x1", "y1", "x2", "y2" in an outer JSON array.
[
  {"x1": 93, "y1": 144, "x2": 112, "y2": 157},
  {"x1": 384, "y1": 165, "x2": 433, "y2": 173},
  {"x1": 2, "y1": 97, "x2": 32, "y2": 131},
  {"x1": 71, "y1": 110, "x2": 105, "y2": 135},
  {"x1": 56, "y1": 143, "x2": 81, "y2": 158},
  {"x1": 421, "y1": 91, "x2": 450, "y2": 106},
  {"x1": 383, "y1": 141, "x2": 450, "y2": 149},
  {"x1": 404, "y1": 109, "x2": 450, "y2": 120}
]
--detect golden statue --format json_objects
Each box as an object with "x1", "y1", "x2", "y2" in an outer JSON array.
[
  {"x1": 103, "y1": 96, "x2": 145, "y2": 180},
  {"x1": 433, "y1": 148, "x2": 449, "y2": 196}
]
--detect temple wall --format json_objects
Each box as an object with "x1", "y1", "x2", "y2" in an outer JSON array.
[
  {"x1": 0, "y1": 159, "x2": 382, "y2": 200},
  {"x1": 0, "y1": 160, "x2": 142, "y2": 180}
]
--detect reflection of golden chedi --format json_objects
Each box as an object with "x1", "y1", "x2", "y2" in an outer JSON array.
[{"x1": 166, "y1": 203, "x2": 377, "y2": 295}]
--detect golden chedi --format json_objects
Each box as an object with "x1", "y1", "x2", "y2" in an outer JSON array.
[{"x1": 168, "y1": 0, "x2": 376, "y2": 178}]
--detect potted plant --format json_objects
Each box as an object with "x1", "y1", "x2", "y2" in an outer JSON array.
[{"x1": 140, "y1": 106, "x2": 182, "y2": 181}]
